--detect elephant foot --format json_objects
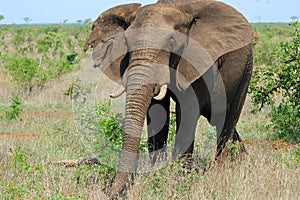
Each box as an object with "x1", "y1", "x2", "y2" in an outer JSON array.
[
  {"x1": 108, "y1": 172, "x2": 131, "y2": 200},
  {"x1": 149, "y1": 147, "x2": 168, "y2": 166},
  {"x1": 174, "y1": 153, "x2": 198, "y2": 174},
  {"x1": 108, "y1": 192, "x2": 119, "y2": 200},
  {"x1": 216, "y1": 140, "x2": 247, "y2": 162},
  {"x1": 180, "y1": 154, "x2": 193, "y2": 171},
  {"x1": 108, "y1": 186, "x2": 127, "y2": 200},
  {"x1": 107, "y1": 185, "x2": 120, "y2": 200}
]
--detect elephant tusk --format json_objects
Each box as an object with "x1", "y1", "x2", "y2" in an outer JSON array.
[
  {"x1": 110, "y1": 85, "x2": 125, "y2": 99},
  {"x1": 153, "y1": 84, "x2": 168, "y2": 101}
]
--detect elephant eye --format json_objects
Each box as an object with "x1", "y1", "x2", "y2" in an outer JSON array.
[
  {"x1": 101, "y1": 38, "x2": 113, "y2": 44},
  {"x1": 105, "y1": 38, "x2": 113, "y2": 44}
]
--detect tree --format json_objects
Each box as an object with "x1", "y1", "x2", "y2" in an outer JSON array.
[
  {"x1": 23, "y1": 17, "x2": 32, "y2": 24},
  {"x1": 0, "y1": 15, "x2": 4, "y2": 21},
  {"x1": 76, "y1": 20, "x2": 83, "y2": 24},
  {"x1": 291, "y1": 16, "x2": 299, "y2": 22},
  {"x1": 250, "y1": 21, "x2": 300, "y2": 143},
  {"x1": 84, "y1": 18, "x2": 92, "y2": 25}
]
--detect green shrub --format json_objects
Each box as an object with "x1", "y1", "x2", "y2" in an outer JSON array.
[
  {"x1": 11, "y1": 29, "x2": 26, "y2": 46},
  {"x1": 44, "y1": 55, "x2": 76, "y2": 78},
  {"x1": 95, "y1": 99, "x2": 124, "y2": 149},
  {"x1": 269, "y1": 102, "x2": 300, "y2": 143},
  {"x1": 66, "y1": 51, "x2": 78, "y2": 65},
  {"x1": 64, "y1": 77, "x2": 93, "y2": 100},
  {"x1": 66, "y1": 80, "x2": 119, "y2": 177},
  {"x1": 4, "y1": 95, "x2": 22, "y2": 120},
  {"x1": 68, "y1": 80, "x2": 178, "y2": 179},
  {"x1": 250, "y1": 21, "x2": 300, "y2": 143},
  {"x1": 4, "y1": 56, "x2": 40, "y2": 92},
  {"x1": 294, "y1": 145, "x2": 300, "y2": 163},
  {"x1": 0, "y1": 24, "x2": 85, "y2": 93},
  {"x1": 225, "y1": 140, "x2": 244, "y2": 160},
  {"x1": 36, "y1": 32, "x2": 64, "y2": 56},
  {"x1": 3, "y1": 54, "x2": 77, "y2": 92}
]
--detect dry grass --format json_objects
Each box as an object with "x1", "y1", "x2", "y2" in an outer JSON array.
[
  {"x1": 1, "y1": 132, "x2": 298, "y2": 200},
  {"x1": 125, "y1": 143, "x2": 299, "y2": 200}
]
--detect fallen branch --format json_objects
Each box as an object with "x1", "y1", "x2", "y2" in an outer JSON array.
[
  {"x1": 56, "y1": 157, "x2": 100, "y2": 167},
  {"x1": 283, "y1": 58, "x2": 300, "y2": 64}
]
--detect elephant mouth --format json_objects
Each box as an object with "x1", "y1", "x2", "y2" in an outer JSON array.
[{"x1": 93, "y1": 57, "x2": 103, "y2": 68}]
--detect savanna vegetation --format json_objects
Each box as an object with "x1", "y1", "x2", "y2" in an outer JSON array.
[{"x1": 0, "y1": 21, "x2": 299, "y2": 199}]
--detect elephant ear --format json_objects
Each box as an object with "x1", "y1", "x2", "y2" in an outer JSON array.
[
  {"x1": 171, "y1": 0, "x2": 253, "y2": 90},
  {"x1": 84, "y1": 3, "x2": 141, "y2": 83}
]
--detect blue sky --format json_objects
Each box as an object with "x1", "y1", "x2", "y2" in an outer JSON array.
[{"x1": 0, "y1": 0, "x2": 299, "y2": 24}]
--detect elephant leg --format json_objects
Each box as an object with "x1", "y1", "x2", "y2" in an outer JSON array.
[
  {"x1": 215, "y1": 48, "x2": 253, "y2": 158},
  {"x1": 147, "y1": 93, "x2": 170, "y2": 166},
  {"x1": 216, "y1": 125, "x2": 247, "y2": 159},
  {"x1": 232, "y1": 128, "x2": 247, "y2": 153},
  {"x1": 232, "y1": 128, "x2": 242, "y2": 142},
  {"x1": 172, "y1": 90, "x2": 200, "y2": 169}
]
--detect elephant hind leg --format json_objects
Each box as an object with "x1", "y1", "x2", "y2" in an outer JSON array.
[
  {"x1": 215, "y1": 128, "x2": 247, "y2": 161},
  {"x1": 215, "y1": 114, "x2": 248, "y2": 159},
  {"x1": 215, "y1": 45, "x2": 253, "y2": 158},
  {"x1": 233, "y1": 128, "x2": 247, "y2": 153}
]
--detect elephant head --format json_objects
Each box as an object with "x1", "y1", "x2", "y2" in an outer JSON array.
[
  {"x1": 84, "y1": 0, "x2": 252, "y2": 198},
  {"x1": 84, "y1": 3, "x2": 141, "y2": 85}
]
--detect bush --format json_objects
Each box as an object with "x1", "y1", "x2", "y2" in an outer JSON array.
[
  {"x1": 294, "y1": 145, "x2": 300, "y2": 163},
  {"x1": 269, "y1": 102, "x2": 300, "y2": 143},
  {"x1": 95, "y1": 99, "x2": 124, "y2": 149},
  {"x1": 4, "y1": 95, "x2": 22, "y2": 120},
  {"x1": 3, "y1": 54, "x2": 77, "y2": 93},
  {"x1": 36, "y1": 32, "x2": 64, "y2": 56},
  {"x1": 4, "y1": 56, "x2": 40, "y2": 92},
  {"x1": 67, "y1": 78, "x2": 178, "y2": 179},
  {"x1": 94, "y1": 100, "x2": 179, "y2": 152},
  {"x1": 250, "y1": 21, "x2": 300, "y2": 143},
  {"x1": 66, "y1": 80, "x2": 120, "y2": 177},
  {"x1": 0, "y1": 25, "x2": 81, "y2": 93}
]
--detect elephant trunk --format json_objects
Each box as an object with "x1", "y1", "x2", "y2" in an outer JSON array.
[{"x1": 111, "y1": 56, "x2": 156, "y2": 195}]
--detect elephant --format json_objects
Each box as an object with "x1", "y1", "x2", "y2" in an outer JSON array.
[{"x1": 84, "y1": 0, "x2": 253, "y2": 198}]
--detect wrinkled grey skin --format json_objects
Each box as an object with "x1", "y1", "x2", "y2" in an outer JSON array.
[{"x1": 84, "y1": 0, "x2": 253, "y2": 198}]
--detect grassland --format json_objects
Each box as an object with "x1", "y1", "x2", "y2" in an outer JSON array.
[{"x1": 0, "y1": 23, "x2": 299, "y2": 200}]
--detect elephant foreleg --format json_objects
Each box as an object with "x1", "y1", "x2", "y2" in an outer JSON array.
[
  {"x1": 147, "y1": 94, "x2": 170, "y2": 166},
  {"x1": 172, "y1": 88, "x2": 200, "y2": 169}
]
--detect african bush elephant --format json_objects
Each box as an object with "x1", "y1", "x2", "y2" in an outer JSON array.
[{"x1": 84, "y1": 0, "x2": 253, "y2": 198}]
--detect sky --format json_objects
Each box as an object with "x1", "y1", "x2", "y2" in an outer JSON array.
[{"x1": 0, "y1": 0, "x2": 299, "y2": 24}]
